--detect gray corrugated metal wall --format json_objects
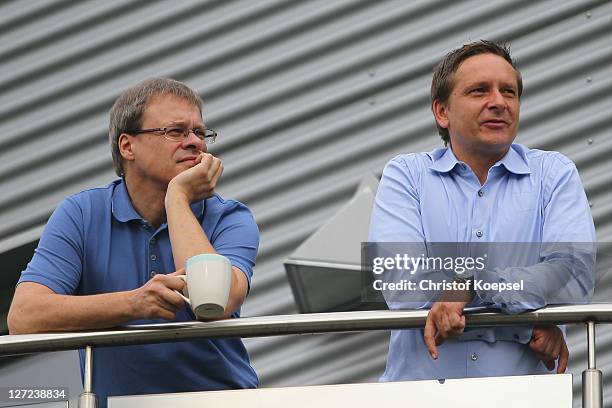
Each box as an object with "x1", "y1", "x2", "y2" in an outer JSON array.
[{"x1": 0, "y1": 0, "x2": 610, "y2": 406}]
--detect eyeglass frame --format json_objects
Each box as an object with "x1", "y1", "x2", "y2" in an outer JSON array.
[{"x1": 133, "y1": 127, "x2": 217, "y2": 144}]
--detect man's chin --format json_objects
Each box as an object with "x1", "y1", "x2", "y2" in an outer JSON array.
[
  {"x1": 466, "y1": 136, "x2": 514, "y2": 159},
  {"x1": 479, "y1": 132, "x2": 515, "y2": 148}
]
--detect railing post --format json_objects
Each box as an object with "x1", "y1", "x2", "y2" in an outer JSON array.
[
  {"x1": 582, "y1": 321, "x2": 603, "y2": 408},
  {"x1": 78, "y1": 345, "x2": 98, "y2": 408}
]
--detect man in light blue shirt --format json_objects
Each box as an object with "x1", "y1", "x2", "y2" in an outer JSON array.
[{"x1": 368, "y1": 41, "x2": 595, "y2": 381}]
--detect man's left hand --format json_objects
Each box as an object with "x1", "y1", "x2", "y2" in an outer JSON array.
[{"x1": 529, "y1": 325, "x2": 569, "y2": 373}]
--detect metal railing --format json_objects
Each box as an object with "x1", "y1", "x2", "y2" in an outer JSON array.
[{"x1": 1, "y1": 304, "x2": 610, "y2": 408}]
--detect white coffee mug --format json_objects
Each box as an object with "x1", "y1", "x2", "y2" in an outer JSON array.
[{"x1": 175, "y1": 254, "x2": 232, "y2": 319}]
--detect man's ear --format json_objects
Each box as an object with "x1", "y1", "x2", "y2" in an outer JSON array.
[
  {"x1": 432, "y1": 99, "x2": 449, "y2": 131},
  {"x1": 118, "y1": 133, "x2": 136, "y2": 163}
]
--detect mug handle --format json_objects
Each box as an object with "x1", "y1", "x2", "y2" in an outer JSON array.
[{"x1": 174, "y1": 275, "x2": 190, "y2": 305}]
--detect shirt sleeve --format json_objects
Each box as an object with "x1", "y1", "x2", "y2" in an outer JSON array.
[
  {"x1": 368, "y1": 157, "x2": 443, "y2": 310},
  {"x1": 368, "y1": 157, "x2": 424, "y2": 242},
  {"x1": 210, "y1": 201, "x2": 259, "y2": 293},
  {"x1": 18, "y1": 197, "x2": 84, "y2": 295},
  {"x1": 474, "y1": 159, "x2": 596, "y2": 314}
]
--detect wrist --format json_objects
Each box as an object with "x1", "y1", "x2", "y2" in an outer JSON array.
[
  {"x1": 123, "y1": 289, "x2": 142, "y2": 321},
  {"x1": 441, "y1": 274, "x2": 475, "y2": 304},
  {"x1": 165, "y1": 183, "x2": 190, "y2": 208}
]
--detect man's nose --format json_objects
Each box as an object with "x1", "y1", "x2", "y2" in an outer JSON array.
[
  {"x1": 182, "y1": 129, "x2": 206, "y2": 152},
  {"x1": 487, "y1": 89, "x2": 506, "y2": 110}
]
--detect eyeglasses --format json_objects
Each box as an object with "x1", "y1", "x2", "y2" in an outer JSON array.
[{"x1": 133, "y1": 127, "x2": 217, "y2": 144}]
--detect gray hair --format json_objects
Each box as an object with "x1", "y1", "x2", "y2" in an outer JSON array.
[{"x1": 109, "y1": 78, "x2": 203, "y2": 176}]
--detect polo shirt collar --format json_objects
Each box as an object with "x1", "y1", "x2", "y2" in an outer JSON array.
[
  {"x1": 111, "y1": 178, "x2": 205, "y2": 224},
  {"x1": 111, "y1": 179, "x2": 142, "y2": 223}
]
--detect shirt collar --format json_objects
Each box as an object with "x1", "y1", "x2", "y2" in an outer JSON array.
[
  {"x1": 428, "y1": 147, "x2": 462, "y2": 173},
  {"x1": 428, "y1": 143, "x2": 531, "y2": 175},
  {"x1": 495, "y1": 143, "x2": 531, "y2": 175},
  {"x1": 111, "y1": 179, "x2": 142, "y2": 223},
  {"x1": 111, "y1": 178, "x2": 206, "y2": 224}
]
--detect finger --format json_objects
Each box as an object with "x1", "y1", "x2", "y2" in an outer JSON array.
[
  {"x1": 550, "y1": 340, "x2": 562, "y2": 362},
  {"x1": 199, "y1": 153, "x2": 213, "y2": 169},
  {"x1": 542, "y1": 330, "x2": 558, "y2": 357},
  {"x1": 169, "y1": 268, "x2": 186, "y2": 276},
  {"x1": 154, "y1": 274, "x2": 186, "y2": 291},
  {"x1": 453, "y1": 314, "x2": 466, "y2": 337},
  {"x1": 448, "y1": 312, "x2": 465, "y2": 333},
  {"x1": 155, "y1": 303, "x2": 178, "y2": 321},
  {"x1": 211, "y1": 161, "x2": 224, "y2": 184},
  {"x1": 542, "y1": 340, "x2": 554, "y2": 358},
  {"x1": 557, "y1": 342, "x2": 569, "y2": 374},
  {"x1": 208, "y1": 157, "x2": 222, "y2": 176},
  {"x1": 549, "y1": 336, "x2": 564, "y2": 361},
  {"x1": 430, "y1": 309, "x2": 448, "y2": 337},
  {"x1": 159, "y1": 287, "x2": 187, "y2": 309},
  {"x1": 217, "y1": 162, "x2": 224, "y2": 178},
  {"x1": 435, "y1": 329, "x2": 448, "y2": 346},
  {"x1": 531, "y1": 325, "x2": 543, "y2": 342},
  {"x1": 206, "y1": 161, "x2": 223, "y2": 189},
  {"x1": 544, "y1": 359, "x2": 555, "y2": 371},
  {"x1": 424, "y1": 316, "x2": 439, "y2": 359},
  {"x1": 438, "y1": 310, "x2": 451, "y2": 338},
  {"x1": 528, "y1": 334, "x2": 543, "y2": 354}
]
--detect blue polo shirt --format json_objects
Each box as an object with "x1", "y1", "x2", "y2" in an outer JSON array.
[{"x1": 19, "y1": 179, "x2": 259, "y2": 407}]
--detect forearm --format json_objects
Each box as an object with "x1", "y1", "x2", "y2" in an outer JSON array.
[
  {"x1": 165, "y1": 187, "x2": 248, "y2": 315},
  {"x1": 165, "y1": 187, "x2": 216, "y2": 270},
  {"x1": 474, "y1": 250, "x2": 595, "y2": 314},
  {"x1": 8, "y1": 286, "x2": 138, "y2": 334}
]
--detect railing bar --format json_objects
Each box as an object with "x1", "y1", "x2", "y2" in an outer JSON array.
[
  {"x1": 1, "y1": 304, "x2": 612, "y2": 357},
  {"x1": 587, "y1": 321, "x2": 596, "y2": 370},
  {"x1": 83, "y1": 345, "x2": 93, "y2": 392}
]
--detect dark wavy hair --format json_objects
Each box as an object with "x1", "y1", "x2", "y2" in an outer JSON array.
[{"x1": 431, "y1": 40, "x2": 522, "y2": 145}]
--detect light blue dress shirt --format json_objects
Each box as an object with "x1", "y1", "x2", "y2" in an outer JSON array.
[{"x1": 368, "y1": 143, "x2": 595, "y2": 381}]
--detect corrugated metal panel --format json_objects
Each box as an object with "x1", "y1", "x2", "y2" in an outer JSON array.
[{"x1": 0, "y1": 0, "x2": 610, "y2": 406}]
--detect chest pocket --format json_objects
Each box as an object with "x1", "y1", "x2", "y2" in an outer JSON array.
[
  {"x1": 505, "y1": 173, "x2": 538, "y2": 211},
  {"x1": 511, "y1": 191, "x2": 538, "y2": 211}
]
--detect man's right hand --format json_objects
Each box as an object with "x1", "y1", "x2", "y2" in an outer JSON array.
[
  {"x1": 130, "y1": 269, "x2": 187, "y2": 321},
  {"x1": 424, "y1": 300, "x2": 469, "y2": 359}
]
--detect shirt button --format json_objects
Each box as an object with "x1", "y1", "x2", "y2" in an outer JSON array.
[
  {"x1": 478, "y1": 190, "x2": 484, "y2": 197},
  {"x1": 150, "y1": 238, "x2": 157, "y2": 244},
  {"x1": 476, "y1": 230, "x2": 483, "y2": 238},
  {"x1": 150, "y1": 271, "x2": 157, "y2": 278},
  {"x1": 150, "y1": 254, "x2": 157, "y2": 261},
  {"x1": 471, "y1": 352, "x2": 478, "y2": 361}
]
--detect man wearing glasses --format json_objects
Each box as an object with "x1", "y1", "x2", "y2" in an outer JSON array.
[{"x1": 8, "y1": 78, "x2": 258, "y2": 407}]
